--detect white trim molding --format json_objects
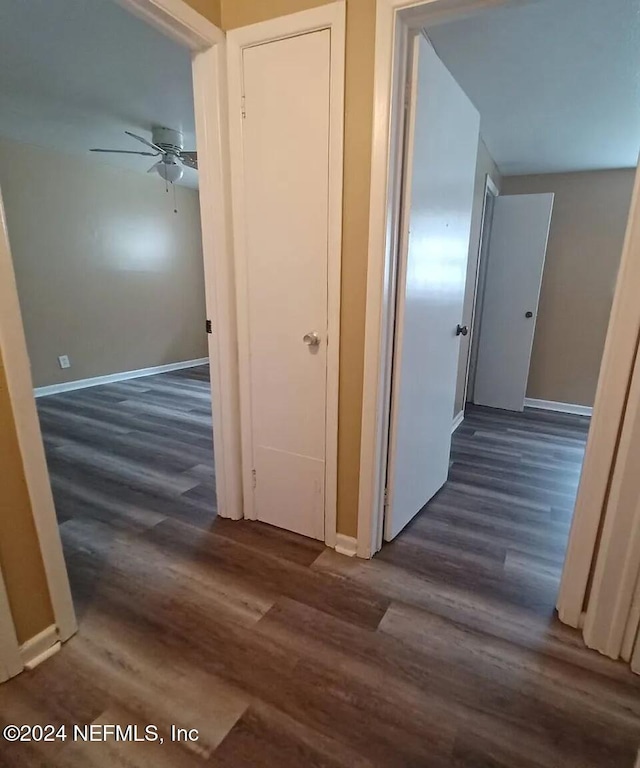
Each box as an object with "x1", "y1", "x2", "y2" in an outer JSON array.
[
  {"x1": 581, "y1": 339, "x2": 640, "y2": 659},
  {"x1": 192, "y1": 41, "x2": 244, "y2": 522},
  {"x1": 20, "y1": 625, "x2": 61, "y2": 671},
  {"x1": 452, "y1": 411, "x2": 465, "y2": 433},
  {"x1": 114, "y1": 0, "x2": 224, "y2": 49},
  {"x1": 0, "y1": 188, "x2": 77, "y2": 643},
  {"x1": 335, "y1": 534, "x2": 358, "y2": 558},
  {"x1": 558, "y1": 161, "x2": 640, "y2": 628},
  {"x1": 226, "y1": 2, "x2": 346, "y2": 548},
  {"x1": 0, "y1": 565, "x2": 22, "y2": 682},
  {"x1": 34, "y1": 358, "x2": 209, "y2": 398},
  {"x1": 524, "y1": 398, "x2": 593, "y2": 417}
]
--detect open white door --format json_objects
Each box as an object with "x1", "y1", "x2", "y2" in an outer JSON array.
[
  {"x1": 473, "y1": 194, "x2": 554, "y2": 411},
  {"x1": 384, "y1": 34, "x2": 479, "y2": 541}
]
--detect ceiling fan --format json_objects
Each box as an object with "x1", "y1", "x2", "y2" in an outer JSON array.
[{"x1": 90, "y1": 126, "x2": 197, "y2": 184}]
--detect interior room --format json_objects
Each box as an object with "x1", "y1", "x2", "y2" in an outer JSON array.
[
  {"x1": 0, "y1": 0, "x2": 217, "y2": 608},
  {"x1": 442, "y1": 0, "x2": 638, "y2": 420},
  {"x1": 377, "y1": 0, "x2": 638, "y2": 613}
]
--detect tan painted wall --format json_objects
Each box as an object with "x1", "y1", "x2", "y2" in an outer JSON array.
[
  {"x1": 454, "y1": 137, "x2": 501, "y2": 416},
  {"x1": 222, "y1": 0, "x2": 376, "y2": 537},
  {"x1": 0, "y1": 354, "x2": 54, "y2": 644},
  {"x1": 0, "y1": 138, "x2": 208, "y2": 389},
  {"x1": 502, "y1": 169, "x2": 635, "y2": 407},
  {"x1": 184, "y1": 0, "x2": 221, "y2": 26}
]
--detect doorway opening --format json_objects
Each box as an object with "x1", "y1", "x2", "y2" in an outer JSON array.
[
  {"x1": 368, "y1": 0, "x2": 639, "y2": 622},
  {"x1": 0, "y1": 0, "x2": 216, "y2": 618},
  {"x1": 0, "y1": 0, "x2": 238, "y2": 664}
]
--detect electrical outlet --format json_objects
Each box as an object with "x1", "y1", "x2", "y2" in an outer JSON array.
[{"x1": 58, "y1": 355, "x2": 71, "y2": 370}]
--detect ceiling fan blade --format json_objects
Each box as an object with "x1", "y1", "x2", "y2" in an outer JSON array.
[
  {"x1": 125, "y1": 130, "x2": 165, "y2": 154},
  {"x1": 90, "y1": 148, "x2": 159, "y2": 156},
  {"x1": 180, "y1": 151, "x2": 198, "y2": 170}
]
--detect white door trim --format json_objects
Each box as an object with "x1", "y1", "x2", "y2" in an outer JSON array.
[
  {"x1": 358, "y1": 0, "x2": 640, "y2": 574},
  {"x1": 464, "y1": 172, "x2": 499, "y2": 406},
  {"x1": 0, "y1": 0, "x2": 240, "y2": 659},
  {"x1": 0, "y1": 563, "x2": 22, "y2": 683},
  {"x1": 557, "y1": 160, "x2": 640, "y2": 627},
  {"x1": 226, "y1": 2, "x2": 345, "y2": 548},
  {"x1": 115, "y1": 0, "x2": 224, "y2": 48},
  {"x1": 0, "y1": 187, "x2": 77, "y2": 643},
  {"x1": 581, "y1": 334, "x2": 640, "y2": 658}
]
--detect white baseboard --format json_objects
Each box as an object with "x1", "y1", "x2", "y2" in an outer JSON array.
[
  {"x1": 524, "y1": 398, "x2": 593, "y2": 417},
  {"x1": 334, "y1": 533, "x2": 357, "y2": 558},
  {"x1": 34, "y1": 358, "x2": 209, "y2": 398},
  {"x1": 452, "y1": 411, "x2": 465, "y2": 433},
  {"x1": 20, "y1": 625, "x2": 61, "y2": 670}
]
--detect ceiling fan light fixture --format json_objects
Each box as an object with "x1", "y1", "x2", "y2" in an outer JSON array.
[{"x1": 156, "y1": 162, "x2": 183, "y2": 184}]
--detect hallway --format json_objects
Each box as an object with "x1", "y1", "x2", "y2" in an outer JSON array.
[{"x1": 1, "y1": 396, "x2": 639, "y2": 767}]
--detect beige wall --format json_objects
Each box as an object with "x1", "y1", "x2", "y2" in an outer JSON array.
[
  {"x1": 222, "y1": 0, "x2": 376, "y2": 537},
  {"x1": 0, "y1": 353, "x2": 54, "y2": 644},
  {"x1": 502, "y1": 169, "x2": 635, "y2": 407},
  {"x1": 0, "y1": 138, "x2": 208, "y2": 388},
  {"x1": 185, "y1": 0, "x2": 221, "y2": 25},
  {"x1": 454, "y1": 137, "x2": 501, "y2": 416}
]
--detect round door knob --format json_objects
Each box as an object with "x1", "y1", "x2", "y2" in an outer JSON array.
[
  {"x1": 525, "y1": 311, "x2": 534, "y2": 319},
  {"x1": 456, "y1": 324, "x2": 469, "y2": 337},
  {"x1": 303, "y1": 332, "x2": 321, "y2": 347}
]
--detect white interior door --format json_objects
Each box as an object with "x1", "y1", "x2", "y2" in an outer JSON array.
[
  {"x1": 240, "y1": 30, "x2": 330, "y2": 541},
  {"x1": 385, "y1": 34, "x2": 480, "y2": 542},
  {"x1": 473, "y1": 194, "x2": 554, "y2": 411}
]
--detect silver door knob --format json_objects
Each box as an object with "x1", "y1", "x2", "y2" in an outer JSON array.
[{"x1": 303, "y1": 332, "x2": 321, "y2": 347}]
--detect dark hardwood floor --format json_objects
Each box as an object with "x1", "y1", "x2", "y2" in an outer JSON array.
[{"x1": 1, "y1": 372, "x2": 640, "y2": 767}]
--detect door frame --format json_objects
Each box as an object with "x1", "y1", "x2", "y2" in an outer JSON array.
[
  {"x1": 557, "y1": 160, "x2": 640, "y2": 627},
  {"x1": 580, "y1": 323, "x2": 640, "y2": 658},
  {"x1": 463, "y1": 172, "x2": 498, "y2": 407},
  {"x1": 0, "y1": 562, "x2": 22, "y2": 682},
  {"x1": 357, "y1": 0, "x2": 640, "y2": 588},
  {"x1": 0, "y1": 0, "x2": 240, "y2": 659},
  {"x1": 226, "y1": 3, "x2": 346, "y2": 547}
]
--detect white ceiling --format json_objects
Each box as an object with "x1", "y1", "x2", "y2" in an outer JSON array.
[
  {"x1": 427, "y1": 0, "x2": 640, "y2": 176},
  {"x1": 1, "y1": 0, "x2": 637, "y2": 184},
  {"x1": 0, "y1": 0, "x2": 198, "y2": 187}
]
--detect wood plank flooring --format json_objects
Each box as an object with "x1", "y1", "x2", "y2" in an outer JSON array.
[{"x1": 1, "y1": 372, "x2": 640, "y2": 767}]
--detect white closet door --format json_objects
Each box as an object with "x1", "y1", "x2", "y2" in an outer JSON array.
[{"x1": 240, "y1": 30, "x2": 331, "y2": 540}]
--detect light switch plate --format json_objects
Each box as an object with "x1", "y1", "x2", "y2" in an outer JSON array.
[{"x1": 58, "y1": 355, "x2": 71, "y2": 370}]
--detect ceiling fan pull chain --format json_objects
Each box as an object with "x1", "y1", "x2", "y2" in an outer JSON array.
[{"x1": 173, "y1": 182, "x2": 178, "y2": 215}]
